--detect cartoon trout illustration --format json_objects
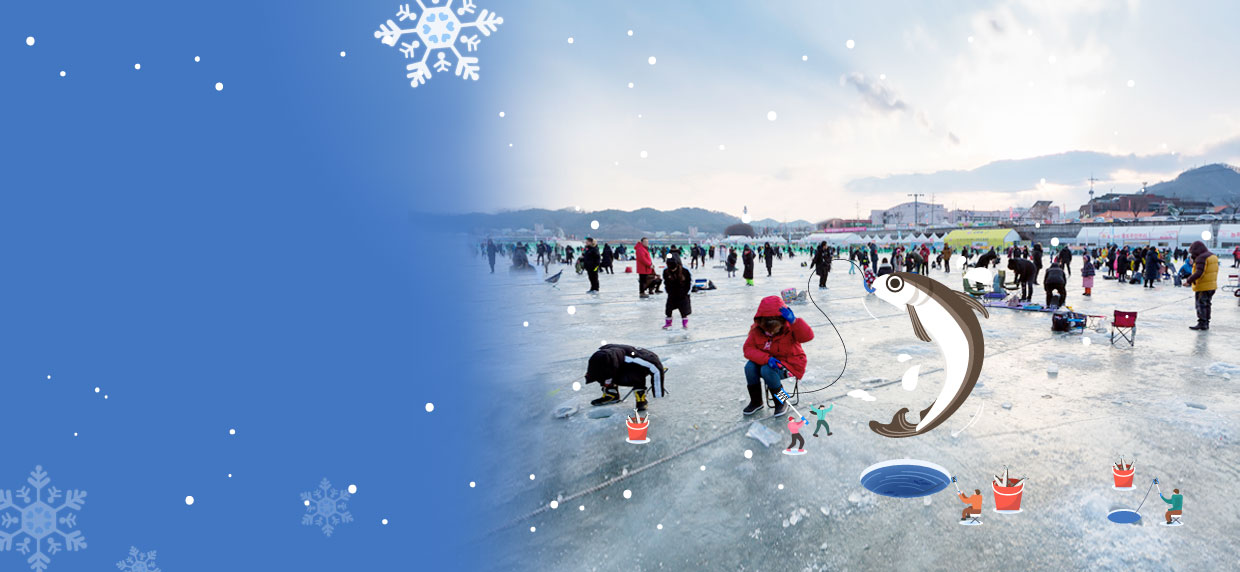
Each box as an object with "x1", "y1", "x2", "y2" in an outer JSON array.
[{"x1": 870, "y1": 272, "x2": 989, "y2": 437}]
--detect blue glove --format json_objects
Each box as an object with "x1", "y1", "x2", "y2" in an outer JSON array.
[
  {"x1": 780, "y1": 307, "x2": 796, "y2": 324},
  {"x1": 767, "y1": 357, "x2": 782, "y2": 369}
]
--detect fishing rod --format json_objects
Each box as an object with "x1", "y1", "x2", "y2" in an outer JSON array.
[{"x1": 796, "y1": 256, "x2": 868, "y2": 396}]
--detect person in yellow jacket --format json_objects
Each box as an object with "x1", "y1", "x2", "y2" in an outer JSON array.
[{"x1": 1185, "y1": 240, "x2": 1219, "y2": 331}]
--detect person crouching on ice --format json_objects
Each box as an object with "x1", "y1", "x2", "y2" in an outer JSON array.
[
  {"x1": 584, "y1": 344, "x2": 667, "y2": 412},
  {"x1": 959, "y1": 489, "x2": 983, "y2": 521},
  {"x1": 742, "y1": 296, "x2": 814, "y2": 416},
  {"x1": 786, "y1": 415, "x2": 808, "y2": 453}
]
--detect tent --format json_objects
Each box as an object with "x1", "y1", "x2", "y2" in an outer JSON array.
[
  {"x1": 943, "y1": 229, "x2": 1020, "y2": 249},
  {"x1": 1219, "y1": 224, "x2": 1240, "y2": 247}
]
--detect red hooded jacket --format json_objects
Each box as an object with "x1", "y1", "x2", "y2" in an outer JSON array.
[
  {"x1": 743, "y1": 296, "x2": 814, "y2": 379},
  {"x1": 636, "y1": 242, "x2": 654, "y2": 274}
]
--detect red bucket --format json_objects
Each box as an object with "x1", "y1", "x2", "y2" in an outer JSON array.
[
  {"x1": 624, "y1": 266, "x2": 633, "y2": 273},
  {"x1": 1113, "y1": 467, "x2": 1135, "y2": 489},
  {"x1": 992, "y1": 480, "x2": 1024, "y2": 513},
  {"x1": 626, "y1": 417, "x2": 649, "y2": 443}
]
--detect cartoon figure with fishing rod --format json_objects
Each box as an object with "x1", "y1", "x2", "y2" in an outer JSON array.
[
  {"x1": 1156, "y1": 479, "x2": 1184, "y2": 526},
  {"x1": 951, "y1": 476, "x2": 984, "y2": 525}
]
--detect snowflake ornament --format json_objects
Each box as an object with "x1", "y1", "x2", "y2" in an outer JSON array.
[
  {"x1": 374, "y1": 0, "x2": 504, "y2": 88},
  {"x1": 0, "y1": 465, "x2": 87, "y2": 572},
  {"x1": 300, "y1": 478, "x2": 353, "y2": 537},
  {"x1": 116, "y1": 546, "x2": 160, "y2": 572}
]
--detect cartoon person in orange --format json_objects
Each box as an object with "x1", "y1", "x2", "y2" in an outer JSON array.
[{"x1": 959, "y1": 488, "x2": 983, "y2": 521}]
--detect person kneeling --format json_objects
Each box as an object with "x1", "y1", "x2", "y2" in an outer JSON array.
[{"x1": 584, "y1": 344, "x2": 667, "y2": 412}]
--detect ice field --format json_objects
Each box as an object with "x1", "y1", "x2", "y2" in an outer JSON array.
[{"x1": 473, "y1": 252, "x2": 1239, "y2": 571}]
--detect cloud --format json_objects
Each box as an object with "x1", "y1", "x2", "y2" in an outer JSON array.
[{"x1": 840, "y1": 72, "x2": 908, "y2": 113}]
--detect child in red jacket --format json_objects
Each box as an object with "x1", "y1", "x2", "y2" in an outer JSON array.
[{"x1": 743, "y1": 296, "x2": 814, "y2": 416}]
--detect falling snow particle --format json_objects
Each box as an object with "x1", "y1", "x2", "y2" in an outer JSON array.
[
  {"x1": 498, "y1": 111, "x2": 505, "y2": 117},
  {"x1": 1127, "y1": 79, "x2": 1135, "y2": 88},
  {"x1": 340, "y1": 51, "x2": 347, "y2": 57},
  {"x1": 639, "y1": 150, "x2": 648, "y2": 159},
  {"x1": 1039, "y1": 178, "x2": 1046, "y2": 185},
  {"x1": 801, "y1": 55, "x2": 808, "y2": 61},
  {"x1": 104, "y1": 395, "x2": 108, "y2": 399},
  {"x1": 567, "y1": 37, "x2": 574, "y2": 44},
  {"x1": 567, "y1": 306, "x2": 577, "y2": 315},
  {"x1": 529, "y1": 474, "x2": 536, "y2": 480},
  {"x1": 382, "y1": 518, "x2": 389, "y2": 525},
  {"x1": 647, "y1": 56, "x2": 657, "y2": 65},
  {"x1": 549, "y1": 500, "x2": 559, "y2": 509},
  {"x1": 879, "y1": 73, "x2": 886, "y2": 80},
  {"x1": 348, "y1": 484, "x2": 357, "y2": 494},
  {"x1": 700, "y1": 465, "x2": 706, "y2": 471},
  {"x1": 228, "y1": 473, "x2": 232, "y2": 478},
  {"x1": 530, "y1": 527, "x2": 536, "y2": 532},
  {"x1": 744, "y1": 449, "x2": 753, "y2": 459},
  {"x1": 623, "y1": 489, "x2": 632, "y2": 499},
  {"x1": 778, "y1": 484, "x2": 784, "y2": 490},
  {"x1": 578, "y1": 505, "x2": 585, "y2": 511},
  {"x1": 766, "y1": 111, "x2": 777, "y2": 121},
  {"x1": 59, "y1": 71, "x2": 65, "y2": 77},
  {"x1": 425, "y1": 402, "x2": 434, "y2": 412},
  {"x1": 195, "y1": 56, "x2": 201, "y2": 62},
  {"x1": 47, "y1": 375, "x2": 52, "y2": 380},
  {"x1": 469, "y1": 481, "x2": 476, "y2": 487},
  {"x1": 185, "y1": 496, "x2": 195, "y2": 506},
  {"x1": 215, "y1": 82, "x2": 224, "y2": 91},
  {"x1": 591, "y1": 220, "x2": 600, "y2": 230},
  {"x1": 1051, "y1": 237, "x2": 1060, "y2": 247},
  {"x1": 27, "y1": 36, "x2": 36, "y2": 46},
  {"x1": 718, "y1": 144, "x2": 726, "y2": 151},
  {"x1": 1202, "y1": 230, "x2": 1212, "y2": 241},
  {"x1": 229, "y1": 428, "x2": 236, "y2": 435},
  {"x1": 627, "y1": 82, "x2": 634, "y2": 88},
  {"x1": 73, "y1": 432, "x2": 78, "y2": 437},
  {"x1": 305, "y1": 500, "x2": 311, "y2": 506},
  {"x1": 522, "y1": 321, "x2": 529, "y2": 327},
  {"x1": 967, "y1": 36, "x2": 974, "y2": 43},
  {"x1": 657, "y1": 524, "x2": 663, "y2": 530},
  {"x1": 1083, "y1": 337, "x2": 1092, "y2": 346},
  {"x1": 134, "y1": 63, "x2": 141, "y2": 70},
  {"x1": 627, "y1": 30, "x2": 633, "y2": 37},
  {"x1": 1035, "y1": 222, "x2": 1041, "y2": 229},
  {"x1": 95, "y1": 387, "x2": 100, "y2": 393},
  {"x1": 845, "y1": 39, "x2": 855, "y2": 49},
  {"x1": 572, "y1": 381, "x2": 581, "y2": 391}
]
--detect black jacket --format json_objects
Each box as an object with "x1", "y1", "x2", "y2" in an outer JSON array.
[
  {"x1": 1008, "y1": 258, "x2": 1036, "y2": 281},
  {"x1": 584, "y1": 344, "x2": 666, "y2": 397},
  {"x1": 582, "y1": 245, "x2": 601, "y2": 270},
  {"x1": 1044, "y1": 265, "x2": 1066, "y2": 286},
  {"x1": 663, "y1": 265, "x2": 692, "y2": 299}
]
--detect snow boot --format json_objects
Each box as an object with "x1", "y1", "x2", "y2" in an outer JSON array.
[
  {"x1": 663, "y1": 318, "x2": 673, "y2": 330},
  {"x1": 742, "y1": 384, "x2": 764, "y2": 416},
  {"x1": 590, "y1": 386, "x2": 620, "y2": 406},
  {"x1": 681, "y1": 318, "x2": 689, "y2": 329},
  {"x1": 1189, "y1": 321, "x2": 1209, "y2": 331},
  {"x1": 770, "y1": 389, "x2": 787, "y2": 416},
  {"x1": 634, "y1": 390, "x2": 648, "y2": 412}
]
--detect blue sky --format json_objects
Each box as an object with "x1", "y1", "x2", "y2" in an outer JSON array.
[{"x1": 482, "y1": 0, "x2": 1240, "y2": 221}]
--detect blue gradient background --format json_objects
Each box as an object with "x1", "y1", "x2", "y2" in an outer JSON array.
[{"x1": 2, "y1": 1, "x2": 506, "y2": 569}]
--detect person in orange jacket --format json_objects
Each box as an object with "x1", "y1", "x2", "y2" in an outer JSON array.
[{"x1": 959, "y1": 488, "x2": 983, "y2": 521}]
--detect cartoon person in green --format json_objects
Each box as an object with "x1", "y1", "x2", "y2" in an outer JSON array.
[
  {"x1": 1158, "y1": 481, "x2": 1183, "y2": 524},
  {"x1": 812, "y1": 403, "x2": 833, "y2": 437}
]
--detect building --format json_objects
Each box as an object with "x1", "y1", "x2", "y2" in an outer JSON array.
[
  {"x1": 869, "y1": 201, "x2": 949, "y2": 226},
  {"x1": 949, "y1": 209, "x2": 1012, "y2": 225},
  {"x1": 1077, "y1": 192, "x2": 1214, "y2": 219},
  {"x1": 818, "y1": 218, "x2": 871, "y2": 230}
]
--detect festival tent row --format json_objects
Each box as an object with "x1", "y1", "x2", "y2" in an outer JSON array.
[
  {"x1": 1071, "y1": 224, "x2": 1214, "y2": 247},
  {"x1": 943, "y1": 229, "x2": 1021, "y2": 249}
]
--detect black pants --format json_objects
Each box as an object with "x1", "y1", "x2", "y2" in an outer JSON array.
[
  {"x1": 788, "y1": 433, "x2": 805, "y2": 451},
  {"x1": 818, "y1": 272, "x2": 828, "y2": 287},
  {"x1": 1196, "y1": 290, "x2": 1215, "y2": 324},
  {"x1": 766, "y1": 262, "x2": 773, "y2": 277},
  {"x1": 587, "y1": 270, "x2": 599, "y2": 291},
  {"x1": 488, "y1": 257, "x2": 496, "y2": 273},
  {"x1": 665, "y1": 295, "x2": 691, "y2": 318},
  {"x1": 639, "y1": 273, "x2": 653, "y2": 295},
  {"x1": 1144, "y1": 273, "x2": 1156, "y2": 287},
  {"x1": 1045, "y1": 283, "x2": 1066, "y2": 307},
  {"x1": 1020, "y1": 278, "x2": 1034, "y2": 301}
]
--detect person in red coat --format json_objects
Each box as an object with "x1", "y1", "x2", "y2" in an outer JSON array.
[
  {"x1": 742, "y1": 296, "x2": 815, "y2": 416},
  {"x1": 636, "y1": 237, "x2": 655, "y2": 298}
]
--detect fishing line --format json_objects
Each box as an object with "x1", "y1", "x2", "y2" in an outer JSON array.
[{"x1": 797, "y1": 257, "x2": 873, "y2": 396}]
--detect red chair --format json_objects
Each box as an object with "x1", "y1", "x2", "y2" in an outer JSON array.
[{"x1": 1111, "y1": 311, "x2": 1137, "y2": 346}]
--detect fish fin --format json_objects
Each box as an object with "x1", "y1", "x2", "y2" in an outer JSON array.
[
  {"x1": 907, "y1": 305, "x2": 933, "y2": 342},
  {"x1": 955, "y1": 291, "x2": 990, "y2": 318}
]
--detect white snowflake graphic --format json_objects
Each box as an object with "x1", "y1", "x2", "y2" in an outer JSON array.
[
  {"x1": 0, "y1": 466, "x2": 87, "y2": 572},
  {"x1": 300, "y1": 478, "x2": 353, "y2": 537},
  {"x1": 116, "y1": 546, "x2": 160, "y2": 572},
  {"x1": 374, "y1": 0, "x2": 504, "y2": 88}
]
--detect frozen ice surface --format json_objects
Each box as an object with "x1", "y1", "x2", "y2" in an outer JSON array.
[
  {"x1": 745, "y1": 421, "x2": 781, "y2": 448},
  {"x1": 473, "y1": 252, "x2": 1240, "y2": 571}
]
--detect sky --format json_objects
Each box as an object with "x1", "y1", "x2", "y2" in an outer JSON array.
[{"x1": 477, "y1": 0, "x2": 1240, "y2": 222}]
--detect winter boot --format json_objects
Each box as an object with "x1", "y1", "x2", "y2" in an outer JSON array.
[
  {"x1": 634, "y1": 390, "x2": 648, "y2": 412},
  {"x1": 663, "y1": 318, "x2": 673, "y2": 330},
  {"x1": 742, "y1": 384, "x2": 764, "y2": 416},
  {"x1": 1189, "y1": 321, "x2": 1209, "y2": 331},
  {"x1": 770, "y1": 389, "x2": 787, "y2": 416},
  {"x1": 590, "y1": 386, "x2": 621, "y2": 406},
  {"x1": 681, "y1": 318, "x2": 689, "y2": 329}
]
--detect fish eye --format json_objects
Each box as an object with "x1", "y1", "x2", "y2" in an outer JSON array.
[{"x1": 886, "y1": 276, "x2": 903, "y2": 292}]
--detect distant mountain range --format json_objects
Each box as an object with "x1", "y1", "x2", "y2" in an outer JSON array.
[
  {"x1": 1147, "y1": 163, "x2": 1240, "y2": 206},
  {"x1": 432, "y1": 207, "x2": 814, "y2": 238}
]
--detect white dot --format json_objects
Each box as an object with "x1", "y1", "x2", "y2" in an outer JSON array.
[
  {"x1": 613, "y1": 161, "x2": 620, "y2": 166},
  {"x1": 94, "y1": 387, "x2": 100, "y2": 393},
  {"x1": 1051, "y1": 237, "x2": 1060, "y2": 247},
  {"x1": 305, "y1": 499, "x2": 311, "y2": 506},
  {"x1": 801, "y1": 55, "x2": 808, "y2": 61},
  {"x1": 522, "y1": 321, "x2": 529, "y2": 327},
  {"x1": 134, "y1": 63, "x2": 141, "y2": 70},
  {"x1": 567, "y1": 306, "x2": 577, "y2": 315},
  {"x1": 627, "y1": 82, "x2": 634, "y2": 88},
  {"x1": 469, "y1": 481, "x2": 476, "y2": 488},
  {"x1": 59, "y1": 71, "x2": 65, "y2": 77},
  {"x1": 1035, "y1": 223, "x2": 1041, "y2": 229},
  {"x1": 718, "y1": 144, "x2": 726, "y2": 151},
  {"x1": 879, "y1": 73, "x2": 886, "y2": 80},
  {"x1": 767, "y1": 111, "x2": 777, "y2": 121},
  {"x1": 591, "y1": 220, "x2": 600, "y2": 230},
  {"x1": 185, "y1": 496, "x2": 195, "y2": 506},
  {"x1": 339, "y1": 51, "x2": 347, "y2": 57},
  {"x1": 382, "y1": 518, "x2": 389, "y2": 525},
  {"x1": 567, "y1": 37, "x2": 574, "y2": 44},
  {"x1": 699, "y1": 465, "x2": 706, "y2": 471},
  {"x1": 579, "y1": 505, "x2": 585, "y2": 511},
  {"x1": 348, "y1": 484, "x2": 357, "y2": 494},
  {"x1": 1127, "y1": 79, "x2": 1135, "y2": 88},
  {"x1": 215, "y1": 82, "x2": 223, "y2": 91},
  {"x1": 744, "y1": 449, "x2": 753, "y2": 459},
  {"x1": 194, "y1": 56, "x2": 201, "y2": 62},
  {"x1": 530, "y1": 474, "x2": 536, "y2": 480},
  {"x1": 1082, "y1": 337, "x2": 1092, "y2": 346},
  {"x1": 1202, "y1": 230, "x2": 1212, "y2": 241},
  {"x1": 1114, "y1": 131, "x2": 1119, "y2": 136},
  {"x1": 47, "y1": 375, "x2": 51, "y2": 379},
  {"x1": 508, "y1": 143, "x2": 513, "y2": 147},
  {"x1": 741, "y1": 213, "x2": 752, "y2": 224},
  {"x1": 639, "y1": 150, "x2": 648, "y2": 159},
  {"x1": 1027, "y1": 28, "x2": 1033, "y2": 36},
  {"x1": 549, "y1": 500, "x2": 559, "y2": 509},
  {"x1": 637, "y1": 114, "x2": 642, "y2": 119},
  {"x1": 572, "y1": 381, "x2": 582, "y2": 391},
  {"x1": 1040, "y1": 177, "x2": 1046, "y2": 185},
  {"x1": 229, "y1": 428, "x2": 236, "y2": 435},
  {"x1": 26, "y1": 36, "x2": 36, "y2": 46},
  {"x1": 104, "y1": 395, "x2": 108, "y2": 399},
  {"x1": 600, "y1": 340, "x2": 607, "y2": 345},
  {"x1": 530, "y1": 526, "x2": 537, "y2": 532},
  {"x1": 657, "y1": 523, "x2": 663, "y2": 530},
  {"x1": 425, "y1": 402, "x2": 434, "y2": 412},
  {"x1": 1047, "y1": 54, "x2": 1057, "y2": 64},
  {"x1": 228, "y1": 473, "x2": 232, "y2": 478},
  {"x1": 627, "y1": 30, "x2": 634, "y2": 36},
  {"x1": 778, "y1": 483, "x2": 785, "y2": 490},
  {"x1": 498, "y1": 111, "x2": 506, "y2": 118},
  {"x1": 73, "y1": 432, "x2": 78, "y2": 437},
  {"x1": 623, "y1": 489, "x2": 632, "y2": 499},
  {"x1": 967, "y1": 36, "x2": 974, "y2": 43},
  {"x1": 845, "y1": 39, "x2": 855, "y2": 49},
  {"x1": 648, "y1": 56, "x2": 657, "y2": 65}
]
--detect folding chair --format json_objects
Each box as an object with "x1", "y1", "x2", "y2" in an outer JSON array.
[
  {"x1": 1111, "y1": 310, "x2": 1137, "y2": 347},
  {"x1": 765, "y1": 373, "x2": 801, "y2": 409}
]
